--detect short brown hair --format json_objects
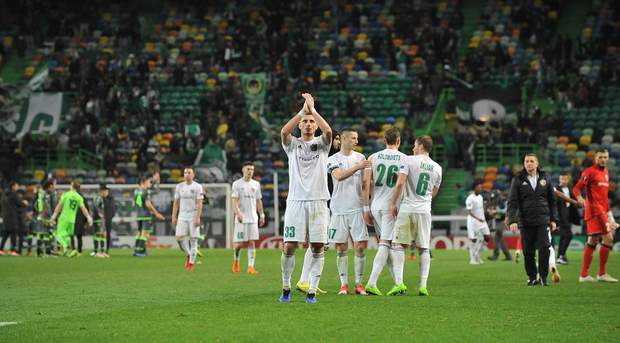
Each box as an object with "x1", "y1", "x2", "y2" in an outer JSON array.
[
  {"x1": 71, "y1": 180, "x2": 81, "y2": 192},
  {"x1": 522, "y1": 153, "x2": 538, "y2": 164},
  {"x1": 384, "y1": 127, "x2": 400, "y2": 145},
  {"x1": 416, "y1": 135, "x2": 433, "y2": 153},
  {"x1": 341, "y1": 127, "x2": 357, "y2": 135}
]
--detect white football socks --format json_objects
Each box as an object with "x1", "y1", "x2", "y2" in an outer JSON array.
[
  {"x1": 386, "y1": 246, "x2": 395, "y2": 282},
  {"x1": 475, "y1": 239, "x2": 484, "y2": 262},
  {"x1": 177, "y1": 238, "x2": 189, "y2": 256},
  {"x1": 189, "y1": 238, "x2": 198, "y2": 264},
  {"x1": 281, "y1": 252, "x2": 295, "y2": 289},
  {"x1": 419, "y1": 249, "x2": 430, "y2": 289},
  {"x1": 308, "y1": 251, "x2": 325, "y2": 294},
  {"x1": 469, "y1": 239, "x2": 476, "y2": 263},
  {"x1": 337, "y1": 251, "x2": 349, "y2": 286},
  {"x1": 354, "y1": 252, "x2": 366, "y2": 285},
  {"x1": 299, "y1": 246, "x2": 312, "y2": 284},
  {"x1": 367, "y1": 243, "x2": 390, "y2": 287},
  {"x1": 248, "y1": 246, "x2": 256, "y2": 268},
  {"x1": 548, "y1": 244, "x2": 557, "y2": 269},
  {"x1": 392, "y1": 245, "x2": 405, "y2": 285}
]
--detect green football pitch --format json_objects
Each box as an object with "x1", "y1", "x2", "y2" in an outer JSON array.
[{"x1": 1, "y1": 248, "x2": 618, "y2": 341}]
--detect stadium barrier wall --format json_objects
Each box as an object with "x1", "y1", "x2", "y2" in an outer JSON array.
[{"x1": 4, "y1": 190, "x2": 616, "y2": 250}]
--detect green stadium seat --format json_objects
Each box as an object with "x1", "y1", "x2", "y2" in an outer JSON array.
[
  {"x1": 576, "y1": 151, "x2": 587, "y2": 160},
  {"x1": 604, "y1": 128, "x2": 616, "y2": 136}
]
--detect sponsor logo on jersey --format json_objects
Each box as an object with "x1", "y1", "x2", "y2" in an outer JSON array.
[{"x1": 299, "y1": 154, "x2": 320, "y2": 162}]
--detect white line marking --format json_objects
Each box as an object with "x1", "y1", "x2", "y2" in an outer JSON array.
[{"x1": 0, "y1": 322, "x2": 17, "y2": 327}]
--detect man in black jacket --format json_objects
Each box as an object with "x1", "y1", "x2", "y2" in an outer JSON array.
[
  {"x1": 102, "y1": 184, "x2": 116, "y2": 256},
  {"x1": 507, "y1": 153, "x2": 559, "y2": 286},
  {"x1": 0, "y1": 181, "x2": 28, "y2": 255},
  {"x1": 553, "y1": 172, "x2": 581, "y2": 265},
  {"x1": 72, "y1": 189, "x2": 89, "y2": 257}
]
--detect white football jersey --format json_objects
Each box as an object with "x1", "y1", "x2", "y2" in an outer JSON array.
[
  {"x1": 399, "y1": 154, "x2": 442, "y2": 214},
  {"x1": 174, "y1": 181, "x2": 204, "y2": 220},
  {"x1": 232, "y1": 178, "x2": 262, "y2": 223},
  {"x1": 327, "y1": 151, "x2": 365, "y2": 215},
  {"x1": 466, "y1": 192, "x2": 486, "y2": 229},
  {"x1": 368, "y1": 148, "x2": 407, "y2": 211},
  {"x1": 282, "y1": 136, "x2": 331, "y2": 201}
]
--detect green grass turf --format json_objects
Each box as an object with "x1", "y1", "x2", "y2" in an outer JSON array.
[{"x1": 0, "y1": 248, "x2": 619, "y2": 342}]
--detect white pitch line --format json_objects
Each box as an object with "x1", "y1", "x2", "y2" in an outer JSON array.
[{"x1": 0, "y1": 322, "x2": 17, "y2": 327}]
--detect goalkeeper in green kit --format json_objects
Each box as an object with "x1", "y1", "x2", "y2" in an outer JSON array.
[{"x1": 50, "y1": 181, "x2": 93, "y2": 256}]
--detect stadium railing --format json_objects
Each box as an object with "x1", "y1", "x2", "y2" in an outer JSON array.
[
  {"x1": 475, "y1": 144, "x2": 538, "y2": 167},
  {"x1": 26, "y1": 148, "x2": 103, "y2": 171}
]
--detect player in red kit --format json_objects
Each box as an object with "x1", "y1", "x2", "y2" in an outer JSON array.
[{"x1": 573, "y1": 149, "x2": 619, "y2": 282}]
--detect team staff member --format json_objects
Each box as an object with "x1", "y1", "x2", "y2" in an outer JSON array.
[
  {"x1": 507, "y1": 153, "x2": 558, "y2": 286},
  {"x1": 0, "y1": 181, "x2": 28, "y2": 255},
  {"x1": 101, "y1": 184, "x2": 116, "y2": 255},
  {"x1": 553, "y1": 172, "x2": 581, "y2": 265}
]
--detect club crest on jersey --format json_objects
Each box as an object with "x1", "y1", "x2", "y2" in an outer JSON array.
[
  {"x1": 311, "y1": 144, "x2": 318, "y2": 151},
  {"x1": 539, "y1": 179, "x2": 546, "y2": 187}
]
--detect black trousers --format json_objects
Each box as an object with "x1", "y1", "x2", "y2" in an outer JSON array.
[
  {"x1": 521, "y1": 224, "x2": 551, "y2": 281},
  {"x1": 105, "y1": 218, "x2": 113, "y2": 253},
  {"x1": 71, "y1": 233, "x2": 83, "y2": 253},
  {"x1": 1, "y1": 221, "x2": 21, "y2": 252},
  {"x1": 0, "y1": 231, "x2": 16, "y2": 251},
  {"x1": 557, "y1": 224, "x2": 573, "y2": 257},
  {"x1": 15, "y1": 231, "x2": 25, "y2": 254},
  {"x1": 72, "y1": 222, "x2": 87, "y2": 253}
]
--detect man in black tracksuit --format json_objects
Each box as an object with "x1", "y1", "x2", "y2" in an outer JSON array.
[
  {"x1": 0, "y1": 181, "x2": 28, "y2": 255},
  {"x1": 553, "y1": 171, "x2": 581, "y2": 265},
  {"x1": 507, "y1": 153, "x2": 559, "y2": 286},
  {"x1": 72, "y1": 191, "x2": 89, "y2": 255},
  {"x1": 102, "y1": 185, "x2": 116, "y2": 255}
]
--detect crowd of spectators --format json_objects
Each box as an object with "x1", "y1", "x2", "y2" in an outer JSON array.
[
  {"x1": 0, "y1": 0, "x2": 619, "y2": 190},
  {"x1": 0, "y1": 0, "x2": 468, "y2": 186},
  {"x1": 447, "y1": 0, "x2": 620, "y2": 173}
]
